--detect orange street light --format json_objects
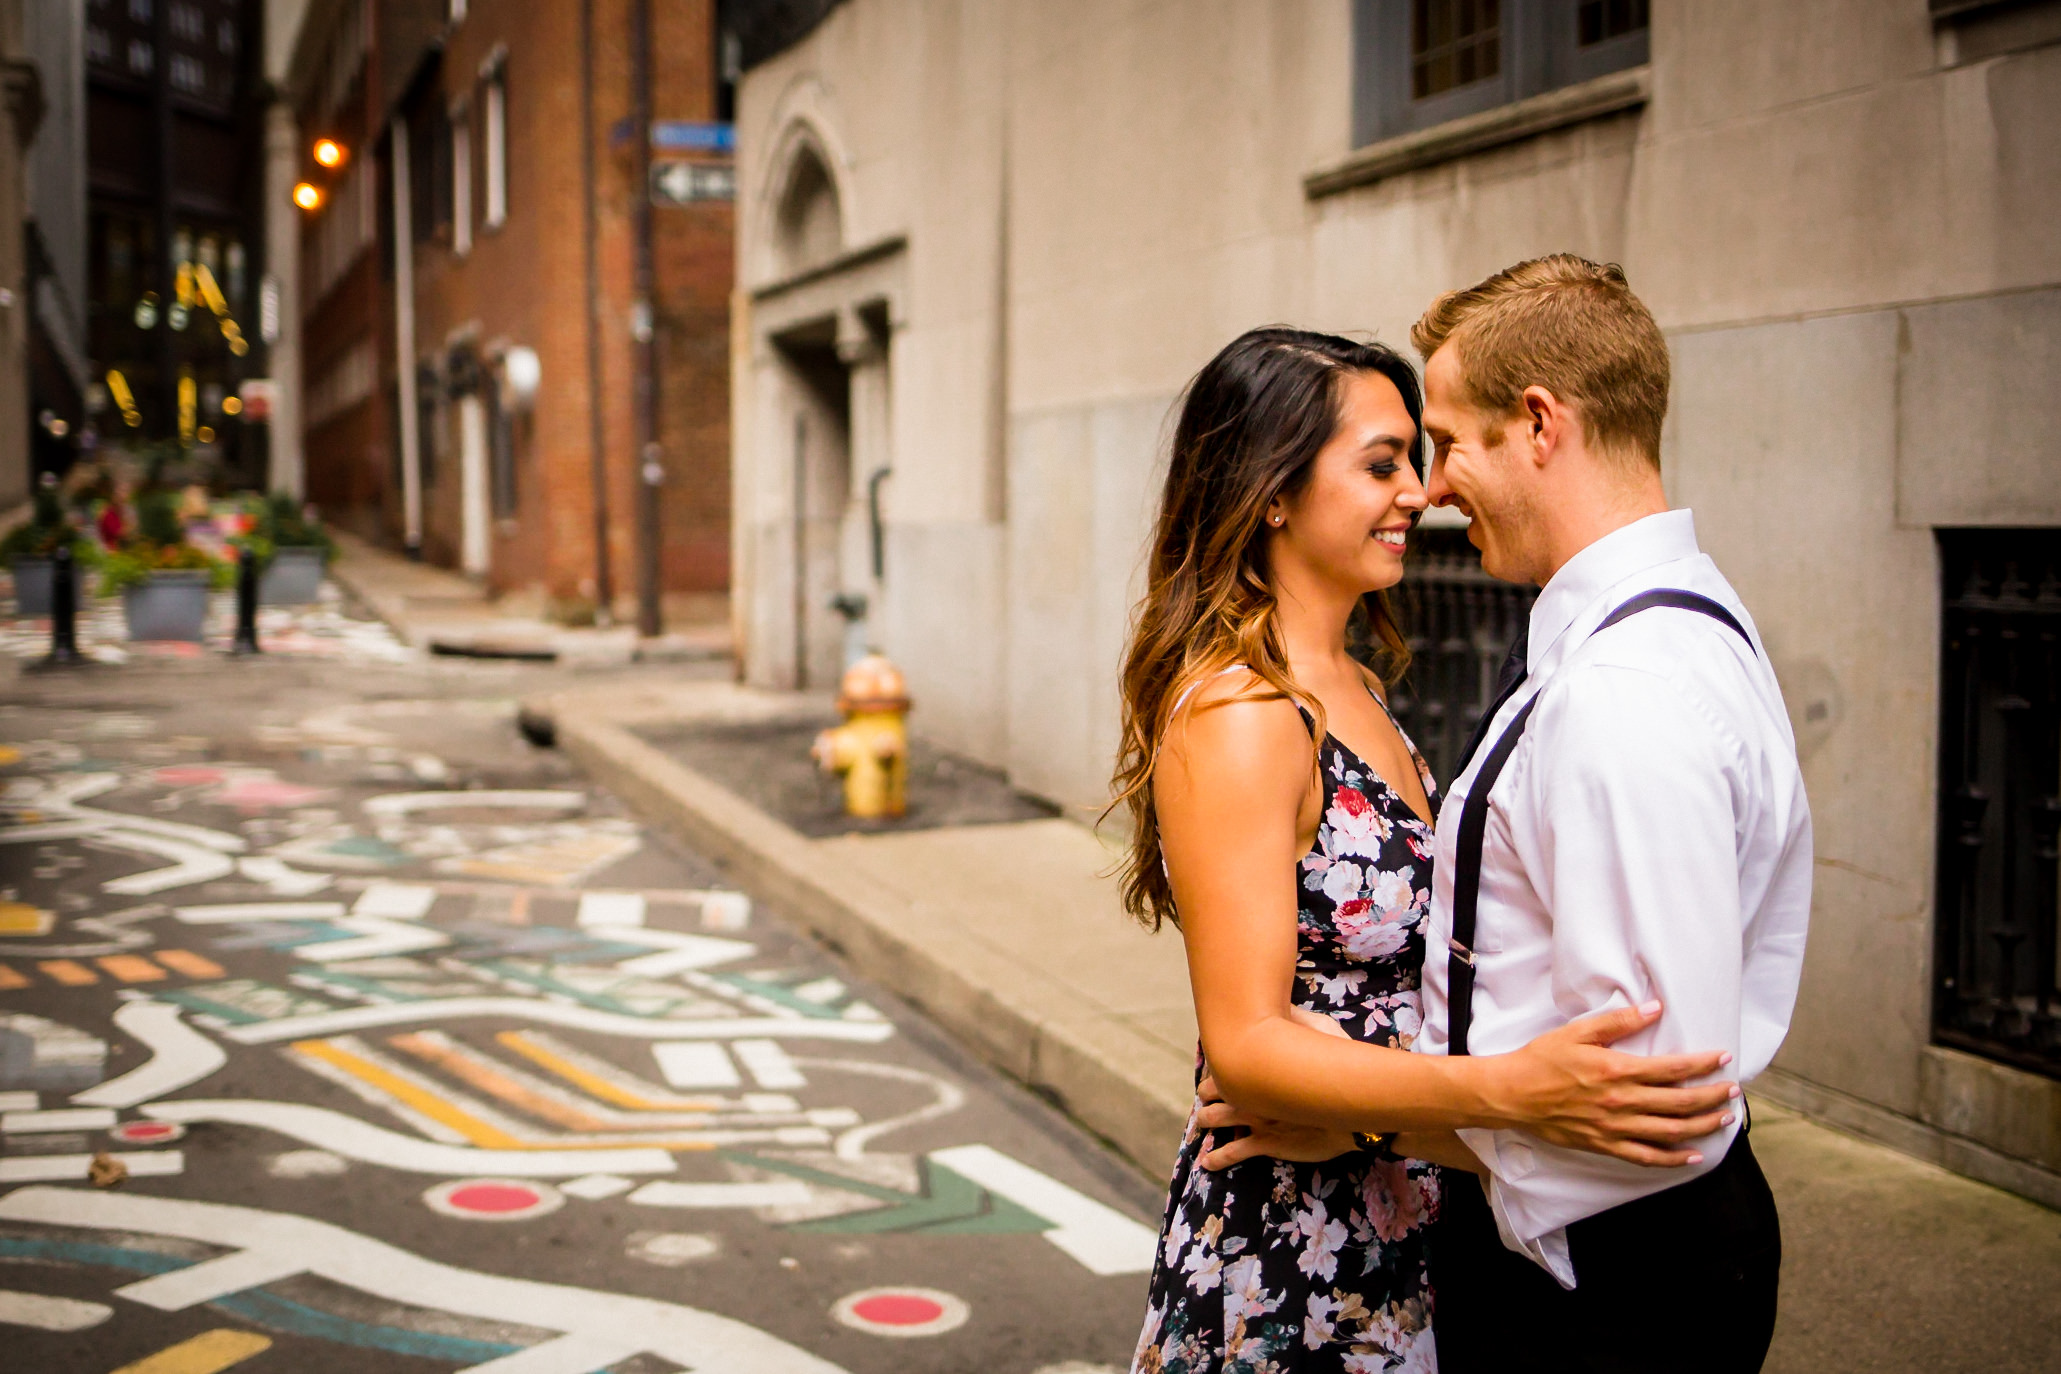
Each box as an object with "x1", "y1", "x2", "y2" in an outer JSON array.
[
  {"x1": 293, "y1": 181, "x2": 323, "y2": 211},
  {"x1": 313, "y1": 138, "x2": 347, "y2": 169}
]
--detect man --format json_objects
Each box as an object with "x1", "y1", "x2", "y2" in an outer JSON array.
[
  {"x1": 1412, "y1": 255, "x2": 1811, "y2": 1371},
  {"x1": 1205, "y1": 255, "x2": 1811, "y2": 1371}
]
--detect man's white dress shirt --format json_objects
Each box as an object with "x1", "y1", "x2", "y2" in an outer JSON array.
[{"x1": 1415, "y1": 509, "x2": 1813, "y2": 1288}]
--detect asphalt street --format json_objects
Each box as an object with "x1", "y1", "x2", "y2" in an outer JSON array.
[{"x1": 0, "y1": 633, "x2": 1157, "y2": 1373}]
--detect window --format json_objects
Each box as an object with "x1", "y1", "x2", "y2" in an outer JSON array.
[
  {"x1": 481, "y1": 61, "x2": 507, "y2": 230},
  {"x1": 1412, "y1": 1, "x2": 1501, "y2": 101},
  {"x1": 1934, "y1": 529, "x2": 2061, "y2": 1079},
  {"x1": 1353, "y1": 0, "x2": 1649, "y2": 146},
  {"x1": 450, "y1": 98, "x2": 473, "y2": 257}
]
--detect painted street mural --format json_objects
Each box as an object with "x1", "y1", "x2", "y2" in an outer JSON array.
[{"x1": 0, "y1": 666, "x2": 1153, "y2": 1373}]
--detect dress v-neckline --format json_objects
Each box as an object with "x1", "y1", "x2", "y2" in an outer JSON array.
[{"x1": 1321, "y1": 686, "x2": 1437, "y2": 829}]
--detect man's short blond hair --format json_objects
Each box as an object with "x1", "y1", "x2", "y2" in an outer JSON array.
[{"x1": 1411, "y1": 254, "x2": 1670, "y2": 468}]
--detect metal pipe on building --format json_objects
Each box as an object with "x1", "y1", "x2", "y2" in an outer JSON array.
[
  {"x1": 390, "y1": 120, "x2": 422, "y2": 555},
  {"x1": 630, "y1": 0, "x2": 663, "y2": 638},
  {"x1": 580, "y1": 0, "x2": 614, "y2": 624}
]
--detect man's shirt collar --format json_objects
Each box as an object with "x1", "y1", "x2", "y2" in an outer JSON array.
[{"x1": 1526, "y1": 508, "x2": 1701, "y2": 667}]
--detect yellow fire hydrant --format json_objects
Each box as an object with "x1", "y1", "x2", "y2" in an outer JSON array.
[{"x1": 812, "y1": 654, "x2": 910, "y2": 819}]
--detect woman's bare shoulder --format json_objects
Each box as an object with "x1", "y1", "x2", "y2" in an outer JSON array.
[{"x1": 1162, "y1": 668, "x2": 1311, "y2": 789}]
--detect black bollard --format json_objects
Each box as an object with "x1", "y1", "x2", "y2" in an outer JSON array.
[
  {"x1": 43, "y1": 543, "x2": 82, "y2": 667},
  {"x1": 231, "y1": 547, "x2": 261, "y2": 655}
]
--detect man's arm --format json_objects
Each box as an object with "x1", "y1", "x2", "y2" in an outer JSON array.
[{"x1": 1513, "y1": 663, "x2": 1746, "y2": 1166}]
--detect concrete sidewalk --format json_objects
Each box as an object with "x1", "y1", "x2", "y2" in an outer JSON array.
[
  {"x1": 330, "y1": 530, "x2": 729, "y2": 664},
  {"x1": 528, "y1": 677, "x2": 2061, "y2": 1372}
]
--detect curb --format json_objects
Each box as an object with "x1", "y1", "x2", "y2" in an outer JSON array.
[{"x1": 546, "y1": 708, "x2": 1191, "y2": 1179}]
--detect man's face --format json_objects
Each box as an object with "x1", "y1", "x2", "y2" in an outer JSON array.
[{"x1": 1422, "y1": 346, "x2": 1543, "y2": 585}]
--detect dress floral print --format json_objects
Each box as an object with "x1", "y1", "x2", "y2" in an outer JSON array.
[{"x1": 1133, "y1": 704, "x2": 1443, "y2": 1374}]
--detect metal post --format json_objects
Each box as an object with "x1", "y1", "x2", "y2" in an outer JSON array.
[
  {"x1": 630, "y1": 0, "x2": 663, "y2": 639},
  {"x1": 580, "y1": 0, "x2": 614, "y2": 625},
  {"x1": 231, "y1": 549, "x2": 261, "y2": 655},
  {"x1": 44, "y1": 544, "x2": 81, "y2": 667}
]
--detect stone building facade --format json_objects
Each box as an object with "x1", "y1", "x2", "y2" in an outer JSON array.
[
  {"x1": 286, "y1": 0, "x2": 731, "y2": 614},
  {"x1": 729, "y1": 0, "x2": 2061, "y2": 1205}
]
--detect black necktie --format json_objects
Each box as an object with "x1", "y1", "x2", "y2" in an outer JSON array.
[{"x1": 1452, "y1": 628, "x2": 1529, "y2": 779}]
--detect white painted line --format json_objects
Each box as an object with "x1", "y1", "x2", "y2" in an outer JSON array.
[
  {"x1": 141, "y1": 1099, "x2": 676, "y2": 1177},
  {"x1": 174, "y1": 901, "x2": 348, "y2": 923},
  {"x1": 116, "y1": 1247, "x2": 305, "y2": 1311},
  {"x1": 464, "y1": 1331, "x2": 646, "y2": 1374},
  {"x1": 221, "y1": 1000, "x2": 898, "y2": 1045},
  {"x1": 577, "y1": 892, "x2": 646, "y2": 928},
  {"x1": 99, "y1": 832, "x2": 238, "y2": 896},
  {"x1": 928, "y1": 1144, "x2": 1158, "y2": 1276},
  {"x1": 560, "y1": 1173, "x2": 635, "y2": 1201},
  {"x1": 651, "y1": 1042, "x2": 740, "y2": 1089},
  {"x1": 625, "y1": 1181, "x2": 817, "y2": 1209},
  {"x1": 731, "y1": 1040, "x2": 806, "y2": 1090},
  {"x1": 0, "y1": 1289, "x2": 114, "y2": 1331},
  {"x1": 0, "y1": 1151, "x2": 185, "y2": 1182},
  {"x1": 695, "y1": 890, "x2": 752, "y2": 931},
  {"x1": 362, "y1": 789, "x2": 586, "y2": 817},
  {"x1": 294, "y1": 915, "x2": 449, "y2": 962},
  {"x1": 237, "y1": 855, "x2": 334, "y2": 896},
  {"x1": 0, "y1": 1091, "x2": 37, "y2": 1112},
  {"x1": 1, "y1": 1108, "x2": 117, "y2": 1134},
  {"x1": 0, "y1": 1187, "x2": 852, "y2": 1373},
  {"x1": 73, "y1": 1001, "x2": 228, "y2": 1109},
  {"x1": 352, "y1": 882, "x2": 438, "y2": 919},
  {"x1": 606, "y1": 929, "x2": 757, "y2": 977}
]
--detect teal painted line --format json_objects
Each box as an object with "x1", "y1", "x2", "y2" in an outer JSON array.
[
  {"x1": 288, "y1": 968, "x2": 428, "y2": 1002},
  {"x1": 709, "y1": 974, "x2": 848, "y2": 1020},
  {"x1": 213, "y1": 1288, "x2": 520, "y2": 1362},
  {"x1": 0, "y1": 1234, "x2": 522, "y2": 1363},
  {"x1": 151, "y1": 989, "x2": 268, "y2": 1025},
  {"x1": 470, "y1": 960, "x2": 707, "y2": 1019}
]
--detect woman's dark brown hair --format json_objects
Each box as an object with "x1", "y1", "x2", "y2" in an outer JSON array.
[{"x1": 1109, "y1": 327, "x2": 1423, "y2": 931}]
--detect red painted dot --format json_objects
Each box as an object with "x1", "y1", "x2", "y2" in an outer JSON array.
[
  {"x1": 850, "y1": 1295, "x2": 946, "y2": 1326},
  {"x1": 117, "y1": 1122, "x2": 174, "y2": 1140},
  {"x1": 445, "y1": 1183, "x2": 541, "y2": 1214}
]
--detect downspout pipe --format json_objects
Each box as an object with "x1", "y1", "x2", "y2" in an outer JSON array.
[
  {"x1": 581, "y1": 0, "x2": 614, "y2": 622},
  {"x1": 630, "y1": 0, "x2": 663, "y2": 638},
  {"x1": 391, "y1": 119, "x2": 422, "y2": 556}
]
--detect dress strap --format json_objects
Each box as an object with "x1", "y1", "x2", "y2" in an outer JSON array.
[{"x1": 1169, "y1": 664, "x2": 1253, "y2": 720}]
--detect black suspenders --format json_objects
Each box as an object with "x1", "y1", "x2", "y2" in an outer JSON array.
[{"x1": 1445, "y1": 590, "x2": 1757, "y2": 1057}]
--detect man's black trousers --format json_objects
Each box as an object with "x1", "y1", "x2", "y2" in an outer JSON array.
[{"x1": 1430, "y1": 1135, "x2": 1781, "y2": 1373}]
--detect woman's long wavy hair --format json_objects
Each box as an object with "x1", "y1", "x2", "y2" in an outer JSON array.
[{"x1": 1109, "y1": 327, "x2": 1425, "y2": 932}]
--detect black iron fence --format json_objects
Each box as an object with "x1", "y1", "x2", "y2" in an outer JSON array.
[
  {"x1": 1384, "y1": 528, "x2": 1537, "y2": 790},
  {"x1": 1935, "y1": 529, "x2": 2061, "y2": 1079}
]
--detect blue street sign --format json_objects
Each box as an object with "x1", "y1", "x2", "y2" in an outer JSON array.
[{"x1": 651, "y1": 121, "x2": 735, "y2": 154}]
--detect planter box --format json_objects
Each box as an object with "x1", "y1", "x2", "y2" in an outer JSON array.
[
  {"x1": 123, "y1": 569, "x2": 213, "y2": 642},
  {"x1": 10, "y1": 556, "x2": 52, "y2": 617},
  {"x1": 260, "y1": 545, "x2": 327, "y2": 605}
]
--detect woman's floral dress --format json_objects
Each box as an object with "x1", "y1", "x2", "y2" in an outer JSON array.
[{"x1": 1132, "y1": 705, "x2": 1444, "y2": 1374}]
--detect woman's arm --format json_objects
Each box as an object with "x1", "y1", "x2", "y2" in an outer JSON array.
[{"x1": 1159, "y1": 679, "x2": 1736, "y2": 1165}]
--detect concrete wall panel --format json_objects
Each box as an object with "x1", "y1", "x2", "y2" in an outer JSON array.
[
  {"x1": 1897, "y1": 287, "x2": 2061, "y2": 527},
  {"x1": 1670, "y1": 310, "x2": 1937, "y2": 1116}
]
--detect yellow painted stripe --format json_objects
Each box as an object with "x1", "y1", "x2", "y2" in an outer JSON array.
[
  {"x1": 38, "y1": 960, "x2": 97, "y2": 986},
  {"x1": 390, "y1": 1032, "x2": 616, "y2": 1132},
  {"x1": 0, "y1": 963, "x2": 28, "y2": 989},
  {"x1": 97, "y1": 955, "x2": 168, "y2": 984},
  {"x1": 109, "y1": 1329, "x2": 272, "y2": 1374},
  {"x1": 291, "y1": 1039, "x2": 713, "y2": 1152},
  {"x1": 495, "y1": 1030, "x2": 717, "y2": 1112},
  {"x1": 290, "y1": 1038, "x2": 528, "y2": 1149},
  {"x1": 154, "y1": 948, "x2": 226, "y2": 979}
]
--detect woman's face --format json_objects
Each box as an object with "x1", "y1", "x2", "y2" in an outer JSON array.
[{"x1": 1268, "y1": 369, "x2": 1426, "y2": 596}]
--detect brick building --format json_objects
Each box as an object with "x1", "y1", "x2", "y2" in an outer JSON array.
[{"x1": 283, "y1": 0, "x2": 731, "y2": 620}]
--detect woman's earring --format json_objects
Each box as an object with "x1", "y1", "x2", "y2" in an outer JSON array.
[{"x1": 1270, "y1": 515, "x2": 1284, "y2": 527}]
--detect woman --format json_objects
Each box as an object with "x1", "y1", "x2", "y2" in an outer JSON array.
[{"x1": 1114, "y1": 329, "x2": 1735, "y2": 1371}]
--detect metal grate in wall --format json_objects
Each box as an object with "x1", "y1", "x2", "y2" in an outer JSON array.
[
  {"x1": 1383, "y1": 527, "x2": 1536, "y2": 790},
  {"x1": 1935, "y1": 529, "x2": 2061, "y2": 1079}
]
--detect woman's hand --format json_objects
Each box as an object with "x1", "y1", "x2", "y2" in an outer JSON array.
[{"x1": 1480, "y1": 1000, "x2": 1740, "y2": 1166}]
